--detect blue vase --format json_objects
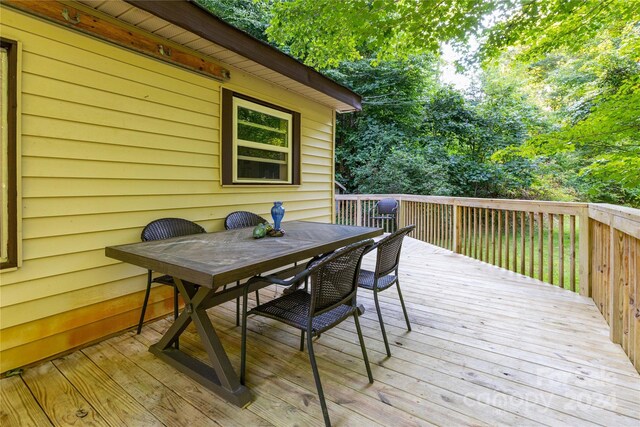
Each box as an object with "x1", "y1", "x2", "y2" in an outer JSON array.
[{"x1": 271, "y1": 201, "x2": 285, "y2": 230}]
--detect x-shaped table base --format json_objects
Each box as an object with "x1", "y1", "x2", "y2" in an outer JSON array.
[
  {"x1": 148, "y1": 264, "x2": 306, "y2": 407},
  {"x1": 149, "y1": 278, "x2": 251, "y2": 407}
]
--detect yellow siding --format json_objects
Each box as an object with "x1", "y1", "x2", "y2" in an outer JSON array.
[{"x1": 0, "y1": 7, "x2": 335, "y2": 372}]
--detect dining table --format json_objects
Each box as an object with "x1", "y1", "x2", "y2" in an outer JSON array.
[{"x1": 105, "y1": 220, "x2": 382, "y2": 406}]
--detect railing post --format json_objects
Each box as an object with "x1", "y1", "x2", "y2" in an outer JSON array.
[
  {"x1": 356, "y1": 196, "x2": 362, "y2": 227},
  {"x1": 578, "y1": 207, "x2": 591, "y2": 297},
  {"x1": 453, "y1": 202, "x2": 462, "y2": 254}
]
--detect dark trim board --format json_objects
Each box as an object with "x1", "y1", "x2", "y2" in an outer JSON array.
[
  {"x1": 0, "y1": 37, "x2": 18, "y2": 270},
  {"x1": 126, "y1": 0, "x2": 361, "y2": 111},
  {"x1": 221, "y1": 88, "x2": 301, "y2": 186}
]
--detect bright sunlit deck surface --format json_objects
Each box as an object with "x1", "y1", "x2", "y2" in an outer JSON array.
[{"x1": 3, "y1": 238, "x2": 639, "y2": 426}]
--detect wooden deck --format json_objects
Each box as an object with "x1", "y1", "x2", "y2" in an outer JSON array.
[{"x1": 2, "y1": 238, "x2": 639, "y2": 426}]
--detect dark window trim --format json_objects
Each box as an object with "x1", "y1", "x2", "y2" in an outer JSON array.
[
  {"x1": 1, "y1": 37, "x2": 18, "y2": 270},
  {"x1": 222, "y1": 88, "x2": 300, "y2": 186}
]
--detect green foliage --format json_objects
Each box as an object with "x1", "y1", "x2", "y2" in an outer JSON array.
[
  {"x1": 352, "y1": 146, "x2": 455, "y2": 195},
  {"x1": 196, "y1": 0, "x2": 273, "y2": 43},
  {"x1": 493, "y1": 19, "x2": 640, "y2": 206},
  {"x1": 330, "y1": 56, "x2": 440, "y2": 189},
  {"x1": 482, "y1": 0, "x2": 640, "y2": 61},
  {"x1": 265, "y1": 0, "x2": 500, "y2": 68},
  {"x1": 330, "y1": 57, "x2": 544, "y2": 199}
]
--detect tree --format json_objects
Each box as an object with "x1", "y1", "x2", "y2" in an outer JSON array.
[
  {"x1": 492, "y1": 19, "x2": 640, "y2": 205},
  {"x1": 264, "y1": 0, "x2": 639, "y2": 68},
  {"x1": 326, "y1": 56, "x2": 441, "y2": 190},
  {"x1": 266, "y1": 0, "x2": 504, "y2": 68},
  {"x1": 196, "y1": 0, "x2": 273, "y2": 43}
]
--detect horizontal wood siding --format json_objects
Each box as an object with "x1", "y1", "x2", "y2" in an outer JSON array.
[{"x1": 0, "y1": 7, "x2": 335, "y2": 372}]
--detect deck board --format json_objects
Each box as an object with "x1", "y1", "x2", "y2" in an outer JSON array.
[
  {"x1": 3, "y1": 238, "x2": 640, "y2": 426},
  {"x1": 0, "y1": 375, "x2": 52, "y2": 427}
]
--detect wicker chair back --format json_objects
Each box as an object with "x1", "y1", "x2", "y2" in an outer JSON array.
[
  {"x1": 141, "y1": 218, "x2": 205, "y2": 242},
  {"x1": 309, "y1": 239, "x2": 372, "y2": 314},
  {"x1": 375, "y1": 225, "x2": 415, "y2": 277},
  {"x1": 224, "y1": 211, "x2": 268, "y2": 230}
]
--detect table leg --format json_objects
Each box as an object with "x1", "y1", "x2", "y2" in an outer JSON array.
[{"x1": 149, "y1": 279, "x2": 251, "y2": 407}]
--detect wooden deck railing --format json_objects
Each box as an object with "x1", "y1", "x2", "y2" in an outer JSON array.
[{"x1": 335, "y1": 194, "x2": 640, "y2": 372}]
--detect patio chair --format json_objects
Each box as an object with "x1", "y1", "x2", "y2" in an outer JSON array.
[
  {"x1": 224, "y1": 211, "x2": 269, "y2": 326},
  {"x1": 137, "y1": 218, "x2": 206, "y2": 335},
  {"x1": 241, "y1": 239, "x2": 375, "y2": 427},
  {"x1": 368, "y1": 198, "x2": 399, "y2": 232},
  {"x1": 358, "y1": 224, "x2": 415, "y2": 357}
]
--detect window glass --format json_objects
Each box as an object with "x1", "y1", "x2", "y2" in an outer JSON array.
[{"x1": 233, "y1": 97, "x2": 292, "y2": 183}]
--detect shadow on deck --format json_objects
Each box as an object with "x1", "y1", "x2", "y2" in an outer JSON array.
[{"x1": 2, "y1": 238, "x2": 639, "y2": 426}]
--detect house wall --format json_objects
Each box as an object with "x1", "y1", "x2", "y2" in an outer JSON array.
[{"x1": 0, "y1": 7, "x2": 335, "y2": 373}]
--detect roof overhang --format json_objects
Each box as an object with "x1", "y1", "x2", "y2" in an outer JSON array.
[{"x1": 81, "y1": 0, "x2": 361, "y2": 112}]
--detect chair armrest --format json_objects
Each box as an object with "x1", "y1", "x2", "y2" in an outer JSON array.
[
  {"x1": 365, "y1": 238, "x2": 383, "y2": 254},
  {"x1": 246, "y1": 265, "x2": 313, "y2": 290},
  {"x1": 249, "y1": 275, "x2": 289, "y2": 286}
]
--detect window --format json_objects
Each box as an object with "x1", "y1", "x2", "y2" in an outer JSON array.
[
  {"x1": 222, "y1": 89, "x2": 300, "y2": 185},
  {"x1": 1, "y1": 38, "x2": 17, "y2": 270}
]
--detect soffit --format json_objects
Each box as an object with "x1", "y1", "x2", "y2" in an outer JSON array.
[{"x1": 76, "y1": 0, "x2": 359, "y2": 112}]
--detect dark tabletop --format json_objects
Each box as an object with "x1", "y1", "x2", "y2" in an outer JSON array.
[{"x1": 105, "y1": 221, "x2": 381, "y2": 289}]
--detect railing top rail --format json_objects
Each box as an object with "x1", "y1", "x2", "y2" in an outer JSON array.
[
  {"x1": 589, "y1": 203, "x2": 640, "y2": 221},
  {"x1": 336, "y1": 194, "x2": 640, "y2": 237},
  {"x1": 589, "y1": 203, "x2": 640, "y2": 239},
  {"x1": 336, "y1": 194, "x2": 587, "y2": 215}
]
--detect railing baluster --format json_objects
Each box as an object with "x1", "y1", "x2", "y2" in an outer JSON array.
[
  {"x1": 538, "y1": 212, "x2": 544, "y2": 281},
  {"x1": 431, "y1": 203, "x2": 436, "y2": 243},
  {"x1": 459, "y1": 205, "x2": 465, "y2": 254},
  {"x1": 498, "y1": 209, "x2": 503, "y2": 268},
  {"x1": 441, "y1": 204, "x2": 445, "y2": 247},
  {"x1": 450, "y1": 205, "x2": 454, "y2": 250},
  {"x1": 559, "y1": 213, "x2": 565, "y2": 288},
  {"x1": 491, "y1": 209, "x2": 496, "y2": 264},
  {"x1": 548, "y1": 213, "x2": 554, "y2": 284},
  {"x1": 436, "y1": 204, "x2": 441, "y2": 246},
  {"x1": 445, "y1": 205, "x2": 449, "y2": 249},
  {"x1": 421, "y1": 201, "x2": 424, "y2": 240},
  {"x1": 484, "y1": 208, "x2": 489, "y2": 263},
  {"x1": 462, "y1": 206, "x2": 469, "y2": 256},
  {"x1": 570, "y1": 215, "x2": 576, "y2": 292},
  {"x1": 426, "y1": 203, "x2": 430, "y2": 243},
  {"x1": 520, "y1": 211, "x2": 525, "y2": 274},
  {"x1": 478, "y1": 207, "x2": 483, "y2": 261},
  {"x1": 430, "y1": 203, "x2": 435, "y2": 244},
  {"x1": 472, "y1": 208, "x2": 477, "y2": 259},
  {"x1": 528, "y1": 211, "x2": 534, "y2": 277},
  {"x1": 505, "y1": 210, "x2": 510, "y2": 271},
  {"x1": 512, "y1": 211, "x2": 517, "y2": 273},
  {"x1": 437, "y1": 204, "x2": 441, "y2": 246},
  {"x1": 468, "y1": 206, "x2": 472, "y2": 256}
]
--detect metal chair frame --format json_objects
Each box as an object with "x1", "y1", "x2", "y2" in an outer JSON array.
[
  {"x1": 359, "y1": 224, "x2": 415, "y2": 356},
  {"x1": 368, "y1": 198, "x2": 399, "y2": 231},
  {"x1": 224, "y1": 211, "x2": 269, "y2": 326},
  {"x1": 241, "y1": 239, "x2": 374, "y2": 427},
  {"x1": 137, "y1": 218, "x2": 205, "y2": 336}
]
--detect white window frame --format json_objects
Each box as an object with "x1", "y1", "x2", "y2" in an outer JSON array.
[{"x1": 231, "y1": 97, "x2": 293, "y2": 184}]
